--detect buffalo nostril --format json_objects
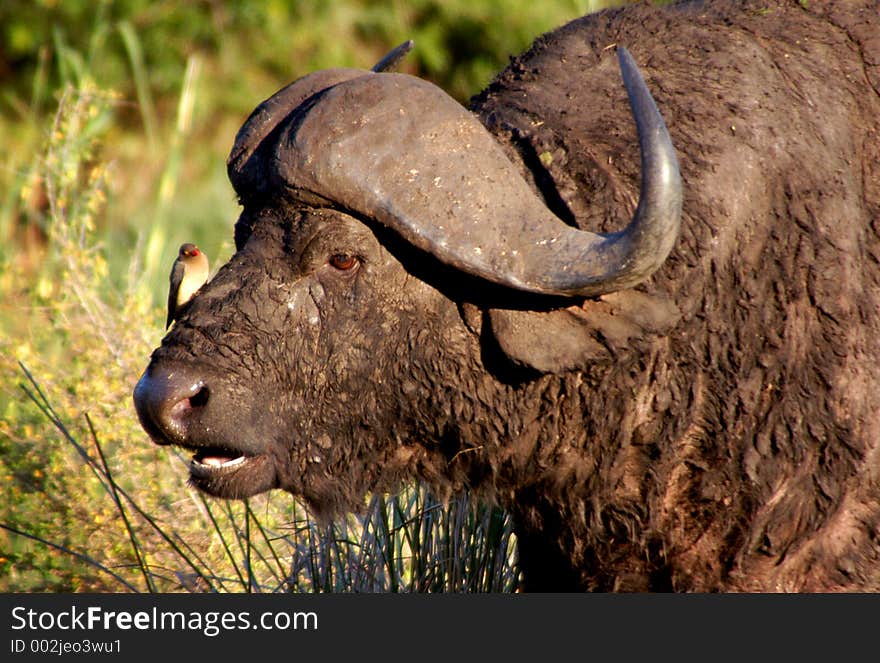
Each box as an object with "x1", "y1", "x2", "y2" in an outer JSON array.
[
  {"x1": 166, "y1": 386, "x2": 209, "y2": 432},
  {"x1": 133, "y1": 367, "x2": 209, "y2": 445},
  {"x1": 190, "y1": 386, "x2": 209, "y2": 408}
]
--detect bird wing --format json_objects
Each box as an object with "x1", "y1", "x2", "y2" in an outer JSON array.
[{"x1": 166, "y1": 259, "x2": 185, "y2": 329}]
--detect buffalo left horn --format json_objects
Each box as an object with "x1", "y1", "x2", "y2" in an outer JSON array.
[
  {"x1": 228, "y1": 41, "x2": 416, "y2": 197},
  {"x1": 270, "y1": 46, "x2": 682, "y2": 297}
]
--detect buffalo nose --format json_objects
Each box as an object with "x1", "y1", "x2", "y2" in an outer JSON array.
[{"x1": 133, "y1": 365, "x2": 209, "y2": 445}]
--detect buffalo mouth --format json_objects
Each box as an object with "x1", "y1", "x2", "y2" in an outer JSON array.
[
  {"x1": 191, "y1": 446, "x2": 248, "y2": 474},
  {"x1": 132, "y1": 365, "x2": 279, "y2": 498},
  {"x1": 185, "y1": 445, "x2": 277, "y2": 498}
]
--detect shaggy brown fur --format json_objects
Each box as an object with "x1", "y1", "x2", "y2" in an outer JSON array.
[{"x1": 469, "y1": 0, "x2": 880, "y2": 590}]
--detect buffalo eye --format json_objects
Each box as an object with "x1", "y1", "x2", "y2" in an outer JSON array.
[{"x1": 328, "y1": 253, "x2": 359, "y2": 271}]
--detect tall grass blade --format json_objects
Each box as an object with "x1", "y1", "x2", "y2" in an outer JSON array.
[
  {"x1": 244, "y1": 501, "x2": 290, "y2": 588},
  {"x1": 244, "y1": 503, "x2": 254, "y2": 592},
  {"x1": 30, "y1": 45, "x2": 52, "y2": 120},
  {"x1": 144, "y1": 54, "x2": 201, "y2": 284},
  {"x1": 51, "y1": 27, "x2": 86, "y2": 87},
  {"x1": 117, "y1": 20, "x2": 158, "y2": 151},
  {"x1": 196, "y1": 493, "x2": 248, "y2": 590},
  {"x1": 86, "y1": 413, "x2": 156, "y2": 593}
]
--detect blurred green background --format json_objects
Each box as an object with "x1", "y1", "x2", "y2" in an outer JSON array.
[{"x1": 0, "y1": 0, "x2": 633, "y2": 592}]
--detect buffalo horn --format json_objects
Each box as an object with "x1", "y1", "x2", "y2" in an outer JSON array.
[
  {"x1": 372, "y1": 40, "x2": 415, "y2": 73},
  {"x1": 228, "y1": 41, "x2": 416, "y2": 196},
  {"x1": 270, "y1": 46, "x2": 682, "y2": 297}
]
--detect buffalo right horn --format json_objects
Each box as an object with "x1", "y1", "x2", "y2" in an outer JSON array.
[
  {"x1": 269, "y1": 46, "x2": 682, "y2": 297},
  {"x1": 371, "y1": 40, "x2": 414, "y2": 73}
]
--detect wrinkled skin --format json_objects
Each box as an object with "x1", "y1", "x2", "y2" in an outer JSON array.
[{"x1": 135, "y1": 0, "x2": 880, "y2": 591}]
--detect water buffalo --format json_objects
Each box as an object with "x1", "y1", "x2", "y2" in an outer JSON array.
[{"x1": 133, "y1": 0, "x2": 880, "y2": 591}]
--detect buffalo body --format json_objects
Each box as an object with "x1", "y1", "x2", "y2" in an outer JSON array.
[{"x1": 134, "y1": 0, "x2": 880, "y2": 591}]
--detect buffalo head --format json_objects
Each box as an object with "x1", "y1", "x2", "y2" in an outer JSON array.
[{"x1": 133, "y1": 45, "x2": 680, "y2": 526}]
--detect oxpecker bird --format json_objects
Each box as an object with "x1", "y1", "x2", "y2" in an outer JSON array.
[{"x1": 166, "y1": 243, "x2": 209, "y2": 328}]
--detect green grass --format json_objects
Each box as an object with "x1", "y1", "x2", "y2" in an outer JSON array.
[{"x1": 0, "y1": 0, "x2": 633, "y2": 592}]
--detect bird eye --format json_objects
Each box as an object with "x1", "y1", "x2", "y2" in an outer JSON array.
[{"x1": 329, "y1": 253, "x2": 358, "y2": 271}]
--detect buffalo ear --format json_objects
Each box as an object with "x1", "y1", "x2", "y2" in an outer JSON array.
[{"x1": 487, "y1": 291, "x2": 680, "y2": 374}]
